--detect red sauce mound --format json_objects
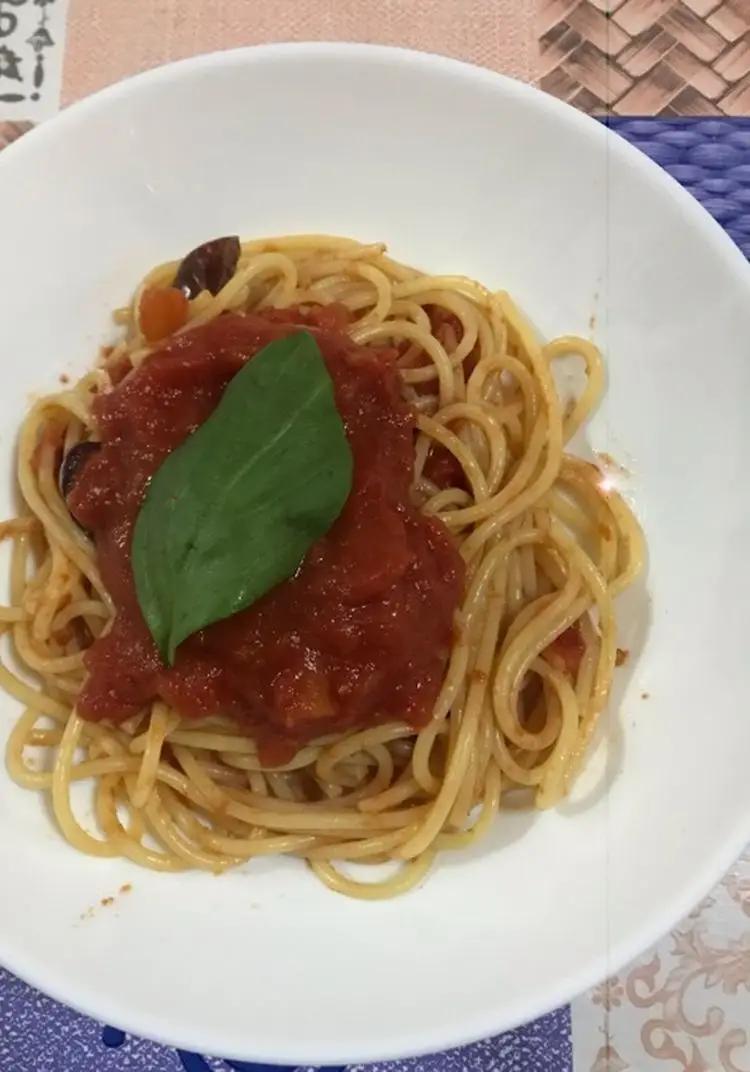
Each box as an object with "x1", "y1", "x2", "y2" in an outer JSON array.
[{"x1": 69, "y1": 310, "x2": 464, "y2": 756}]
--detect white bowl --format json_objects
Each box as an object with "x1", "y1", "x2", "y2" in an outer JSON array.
[{"x1": 1, "y1": 43, "x2": 749, "y2": 1065}]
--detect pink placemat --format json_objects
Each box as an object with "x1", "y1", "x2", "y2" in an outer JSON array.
[{"x1": 63, "y1": 0, "x2": 536, "y2": 105}]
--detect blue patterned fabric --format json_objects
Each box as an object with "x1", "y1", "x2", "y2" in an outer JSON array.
[
  {"x1": 0, "y1": 966, "x2": 571, "y2": 1071},
  {"x1": 1, "y1": 115, "x2": 748, "y2": 1072},
  {"x1": 607, "y1": 117, "x2": 750, "y2": 260}
]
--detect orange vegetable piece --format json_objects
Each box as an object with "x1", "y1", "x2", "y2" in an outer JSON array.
[{"x1": 139, "y1": 286, "x2": 189, "y2": 342}]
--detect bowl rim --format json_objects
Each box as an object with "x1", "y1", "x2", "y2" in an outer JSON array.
[
  {"x1": 2, "y1": 38, "x2": 748, "y2": 287},
  {"x1": 2, "y1": 40, "x2": 750, "y2": 1063}
]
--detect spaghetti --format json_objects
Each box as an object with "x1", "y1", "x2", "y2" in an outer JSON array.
[{"x1": 2, "y1": 235, "x2": 644, "y2": 898}]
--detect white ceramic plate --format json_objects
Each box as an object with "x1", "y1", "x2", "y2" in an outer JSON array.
[{"x1": 1, "y1": 43, "x2": 749, "y2": 1065}]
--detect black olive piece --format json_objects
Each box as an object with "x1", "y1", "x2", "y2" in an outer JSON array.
[
  {"x1": 174, "y1": 236, "x2": 241, "y2": 299},
  {"x1": 59, "y1": 441, "x2": 101, "y2": 498}
]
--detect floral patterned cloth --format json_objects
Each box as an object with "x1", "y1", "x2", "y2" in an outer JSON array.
[{"x1": 572, "y1": 849, "x2": 750, "y2": 1072}]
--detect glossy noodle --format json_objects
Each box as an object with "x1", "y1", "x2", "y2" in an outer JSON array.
[{"x1": 2, "y1": 235, "x2": 644, "y2": 898}]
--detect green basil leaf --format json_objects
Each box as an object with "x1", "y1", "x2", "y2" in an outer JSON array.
[{"x1": 132, "y1": 331, "x2": 353, "y2": 664}]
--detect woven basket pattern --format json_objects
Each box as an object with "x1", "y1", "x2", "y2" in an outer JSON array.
[
  {"x1": 608, "y1": 116, "x2": 750, "y2": 256},
  {"x1": 540, "y1": 1, "x2": 750, "y2": 116}
]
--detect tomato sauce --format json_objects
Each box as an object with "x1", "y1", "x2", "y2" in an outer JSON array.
[
  {"x1": 423, "y1": 445, "x2": 468, "y2": 491},
  {"x1": 69, "y1": 310, "x2": 464, "y2": 757},
  {"x1": 546, "y1": 622, "x2": 586, "y2": 677}
]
